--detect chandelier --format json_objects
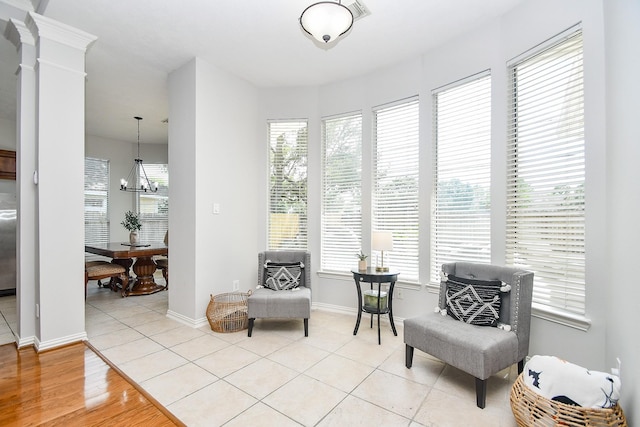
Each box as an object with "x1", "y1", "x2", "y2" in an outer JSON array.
[
  {"x1": 120, "y1": 116, "x2": 158, "y2": 193},
  {"x1": 299, "y1": 1, "x2": 354, "y2": 44}
]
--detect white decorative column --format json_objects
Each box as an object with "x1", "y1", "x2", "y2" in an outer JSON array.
[
  {"x1": 25, "y1": 12, "x2": 96, "y2": 350},
  {"x1": 4, "y1": 18, "x2": 37, "y2": 347}
]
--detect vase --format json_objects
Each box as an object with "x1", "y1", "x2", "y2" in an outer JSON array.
[
  {"x1": 358, "y1": 260, "x2": 367, "y2": 271},
  {"x1": 129, "y1": 230, "x2": 139, "y2": 244}
]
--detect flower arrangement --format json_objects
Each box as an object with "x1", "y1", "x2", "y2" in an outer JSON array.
[
  {"x1": 357, "y1": 251, "x2": 368, "y2": 261},
  {"x1": 121, "y1": 210, "x2": 142, "y2": 231}
]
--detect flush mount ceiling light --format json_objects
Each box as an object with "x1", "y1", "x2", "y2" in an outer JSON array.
[
  {"x1": 120, "y1": 116, "x2": 158, "y2": 193},
  {"x1": 299, "y1": 1, "x2": 354, "y2": 44}
]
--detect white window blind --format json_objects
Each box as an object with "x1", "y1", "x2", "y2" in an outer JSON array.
[
  {"x1": 268, "y1": 120, "x2": 308, "y2": 250},
  {"x1": 431, "y1": 73, "x2": 492, "y2": 283},
  {"x1": 138, "y1": 163, "x2": 168, "y2": 242},
  {"x1": 506, "y1": 28, "x2": 585, "y2": 316},
  {"x1": 84, "y1": 157, "x2": 110, "y2": 245},
  {"x1": 321, "y1": 113, "x2": 362, "y2": 272},
  {"x1": 373, "y1": 98, "x2": 420, "y2": 281}
]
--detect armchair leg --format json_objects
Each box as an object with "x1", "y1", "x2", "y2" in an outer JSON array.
[
  {"x1": 304, "y1": 318, "x2": 308, "y2": 337},
  {"x1": 248, "y1": 318, "x2": 254, "y2": 337},
  {"x1": 405, "y1": 344, "x2": 414, "y2": 368},
  {"x1": 518, "y1": 359, "x2": 525, "y2": 374},
  {"x1": 475, "y1": 377, "x2": 487, "y2": 409}
]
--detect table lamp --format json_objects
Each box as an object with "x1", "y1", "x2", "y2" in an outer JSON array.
[{"x1": 372, "y1": 231, "x2": 393, "y2": 272}]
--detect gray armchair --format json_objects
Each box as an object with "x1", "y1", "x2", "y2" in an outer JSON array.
[
  {"x1": 247, "y1": 251, "x2": 311, "y2": 337},
  {"x1": 404, "y1": 262, "x2": 533, "y2": 408}
]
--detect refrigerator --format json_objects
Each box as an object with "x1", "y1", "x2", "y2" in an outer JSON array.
[{"x1": 0, "y1": 193, "x2": 16, "y2": 295}]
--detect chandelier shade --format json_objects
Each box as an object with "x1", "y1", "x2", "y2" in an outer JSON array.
[
  {"x1": 120, "y1": 116, "x2": 158, "y2": 193},
  {"x1": 300, "y1": 1, "x2": 354, "y2": 44}
]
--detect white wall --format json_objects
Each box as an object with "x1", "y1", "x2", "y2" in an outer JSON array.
[
  {"x1": 258, "y1": 0, "x2": 613, "y2": 374},
  {"x1": 85, "y1": 134, "x2": 167, "y2": 242},
  {"x1": 168, "y1": 58, "x2": 261, "y2": 324},
  {"x1": 604, "y1": 0, "x2": 640, "y2": 423}
]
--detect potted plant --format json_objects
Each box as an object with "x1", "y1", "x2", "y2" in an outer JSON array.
[
  {"x1": 121, "y1": 210, "x2": 141, "y2": 244},
  {"x1": 356, "y1": 251, "x2": 368, "y2": 271}
]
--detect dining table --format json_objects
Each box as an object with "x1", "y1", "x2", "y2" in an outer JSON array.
[{"x1": 85, "y1": 241, "x2": 168, "y2": 296}]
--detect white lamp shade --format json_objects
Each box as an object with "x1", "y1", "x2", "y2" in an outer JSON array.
[
  {"x1": 300, "y1": 1, "x2": 354, "y2": 43},
  {"x1": 372, "y1": 231, "x2": 394, "y2": 251}
]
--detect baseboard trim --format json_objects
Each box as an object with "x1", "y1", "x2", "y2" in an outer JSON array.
[
  {"x1": 17, "y1": 335, "x2": 35, "y2": 349},
  {"x1": 35, "y1": 331, "x2": 87, "y2": 352},
  {"x1": 166, "y1": 310, "x2": 208, "y2": 329},
  {"x1": 312, "y1": 302, "x2": 357, "y2": 316}
]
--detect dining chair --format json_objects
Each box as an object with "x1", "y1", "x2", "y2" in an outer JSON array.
[{"x1": 85, "y1": 261, "x2": 129, "y2": 298}]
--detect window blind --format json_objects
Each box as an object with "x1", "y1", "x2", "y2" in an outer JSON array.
[
  {"x1": 506, "y1": 28, "x2": 585, "y2": 315},
  {"x1": 138, "y1": 163, "x2": 169, "y2": 242},
  {"x1": 268, "y1": 120, "x2": 308, "y2": 250},
  {"x1": 373, "y1": 98, "x2": 420, "y2": 281},
  {"x1": 321, "y1": 113, "x2": 362, "y2": 272},
  {"x1": 84, "y1": 157, "x2": 110, "y2": 245},
  {"x1": 431, "y1": 73, "x2": 492, "y2": 283}
]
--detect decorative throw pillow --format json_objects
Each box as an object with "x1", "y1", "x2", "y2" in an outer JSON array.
[
  {"x1": 445, "y1": 275, "x2": 502, "y2": 326},
  {"x1": 264, "y1": 262, "x2": 302, "y2": 291}
]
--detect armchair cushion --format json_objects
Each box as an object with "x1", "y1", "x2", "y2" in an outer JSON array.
[
  {"x1": 248, "y1": 286, "x2": 311, "y2": 318},
  {"x1": 404, "y1": 312, "x2": 519, "y2": 380}
]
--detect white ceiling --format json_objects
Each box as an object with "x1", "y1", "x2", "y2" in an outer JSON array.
[{"x1": 0, "y1": 0, "x2": 524, "y2": 145}]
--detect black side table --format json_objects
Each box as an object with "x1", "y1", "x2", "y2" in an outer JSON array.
[{"x1": 351, "y1": 268, "x2": 399, "y2": 345}]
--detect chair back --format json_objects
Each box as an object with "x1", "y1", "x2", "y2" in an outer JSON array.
[
  {"x1": 258, "y1": 251, "x2": 311, "y2": 289},
  {"x1": 440, "y1": 262, "x2": 534, "y2": 360}
]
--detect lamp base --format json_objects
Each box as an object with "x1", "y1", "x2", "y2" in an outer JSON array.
[{"x1": 375, "y1": 266, "x2": 389, "y2": 272}]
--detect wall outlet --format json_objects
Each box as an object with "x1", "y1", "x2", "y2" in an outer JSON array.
[
  {"x1": 232, "y1": 280, "x2": 239, "y2": 291},
  {"x1": 612, "y1": 357, "x2": 621, "y2": 376},
  {"x1": 35, "y1": 303, "x2": 39, "y2": 318},
  {"x1": 396, "y1": 288, "x2": 403, "y2": 300}
]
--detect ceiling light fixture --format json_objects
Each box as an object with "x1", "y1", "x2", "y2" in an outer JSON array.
[
  {"x1": 299, "y1": 1, "x2": 354, "y2": 44},
  {"x1": 120, "y1": 116, "x2": 158, "y2": 193}
]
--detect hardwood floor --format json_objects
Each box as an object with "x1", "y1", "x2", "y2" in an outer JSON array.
[{"x1": 0, "y1": 342, "x2": 184, "y2": 426}]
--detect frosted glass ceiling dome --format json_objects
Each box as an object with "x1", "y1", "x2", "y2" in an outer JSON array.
[{"x1": 300, "y1": 1, "x2": 354, "y2": 44}]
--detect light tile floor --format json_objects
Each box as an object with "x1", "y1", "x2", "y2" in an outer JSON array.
[{"x1": 1, "y1": 282, "x2": 520, "y2": 426}]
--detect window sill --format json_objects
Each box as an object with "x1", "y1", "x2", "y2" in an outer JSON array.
[{"x1": 531, "y1": 304, "x2": 591, "y2": 332}]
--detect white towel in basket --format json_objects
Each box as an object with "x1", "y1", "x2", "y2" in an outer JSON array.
[{"x1": 523, "y1": 355, "x2": 621, "y2": 408}]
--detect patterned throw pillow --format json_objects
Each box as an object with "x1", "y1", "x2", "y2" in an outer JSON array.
[
  {"x1": 264, "y1": 262, "x2": 302, "y2": 291},
  {"x1": 445, "y1": 275, "x2": 502, "y2": 326}
]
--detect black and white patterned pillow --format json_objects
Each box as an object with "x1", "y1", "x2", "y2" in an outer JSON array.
[
  {"x1": 264, "y1": 262, "x2": 302, "y2": 291},
  {"x1": 445, "y1": 275, "x2": 502, "y2": 326}
]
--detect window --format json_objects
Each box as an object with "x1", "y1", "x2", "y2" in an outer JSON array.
[
  {"x1": 506, "y1": 27, "x2": 585, "y2": 316},
  {"x1": 268, "y1": 120, "x2": 308, "y2": 250},
  {"x1": 84, "y1": 157, "x2": 109, "y2": 245},
  {"x1": 138, "y1": 164, "x2": 168, "y2": 242},
  {"x1": 321, "y1": 113, "x2": 362, "y2": 272},
  {"x1": 431, "y1": 73, "x2": 492, "y2": 283},
  {"x1": 373, "y1": 98, "x2": 420, "y2": 281}
]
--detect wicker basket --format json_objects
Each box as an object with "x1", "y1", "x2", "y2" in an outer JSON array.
[
  {"x1": 510, "y1": 373, "x2": 627, "y2": 427},
  {"x1": 206, "y1": 292, "x2": 250, "y2": 333}
]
